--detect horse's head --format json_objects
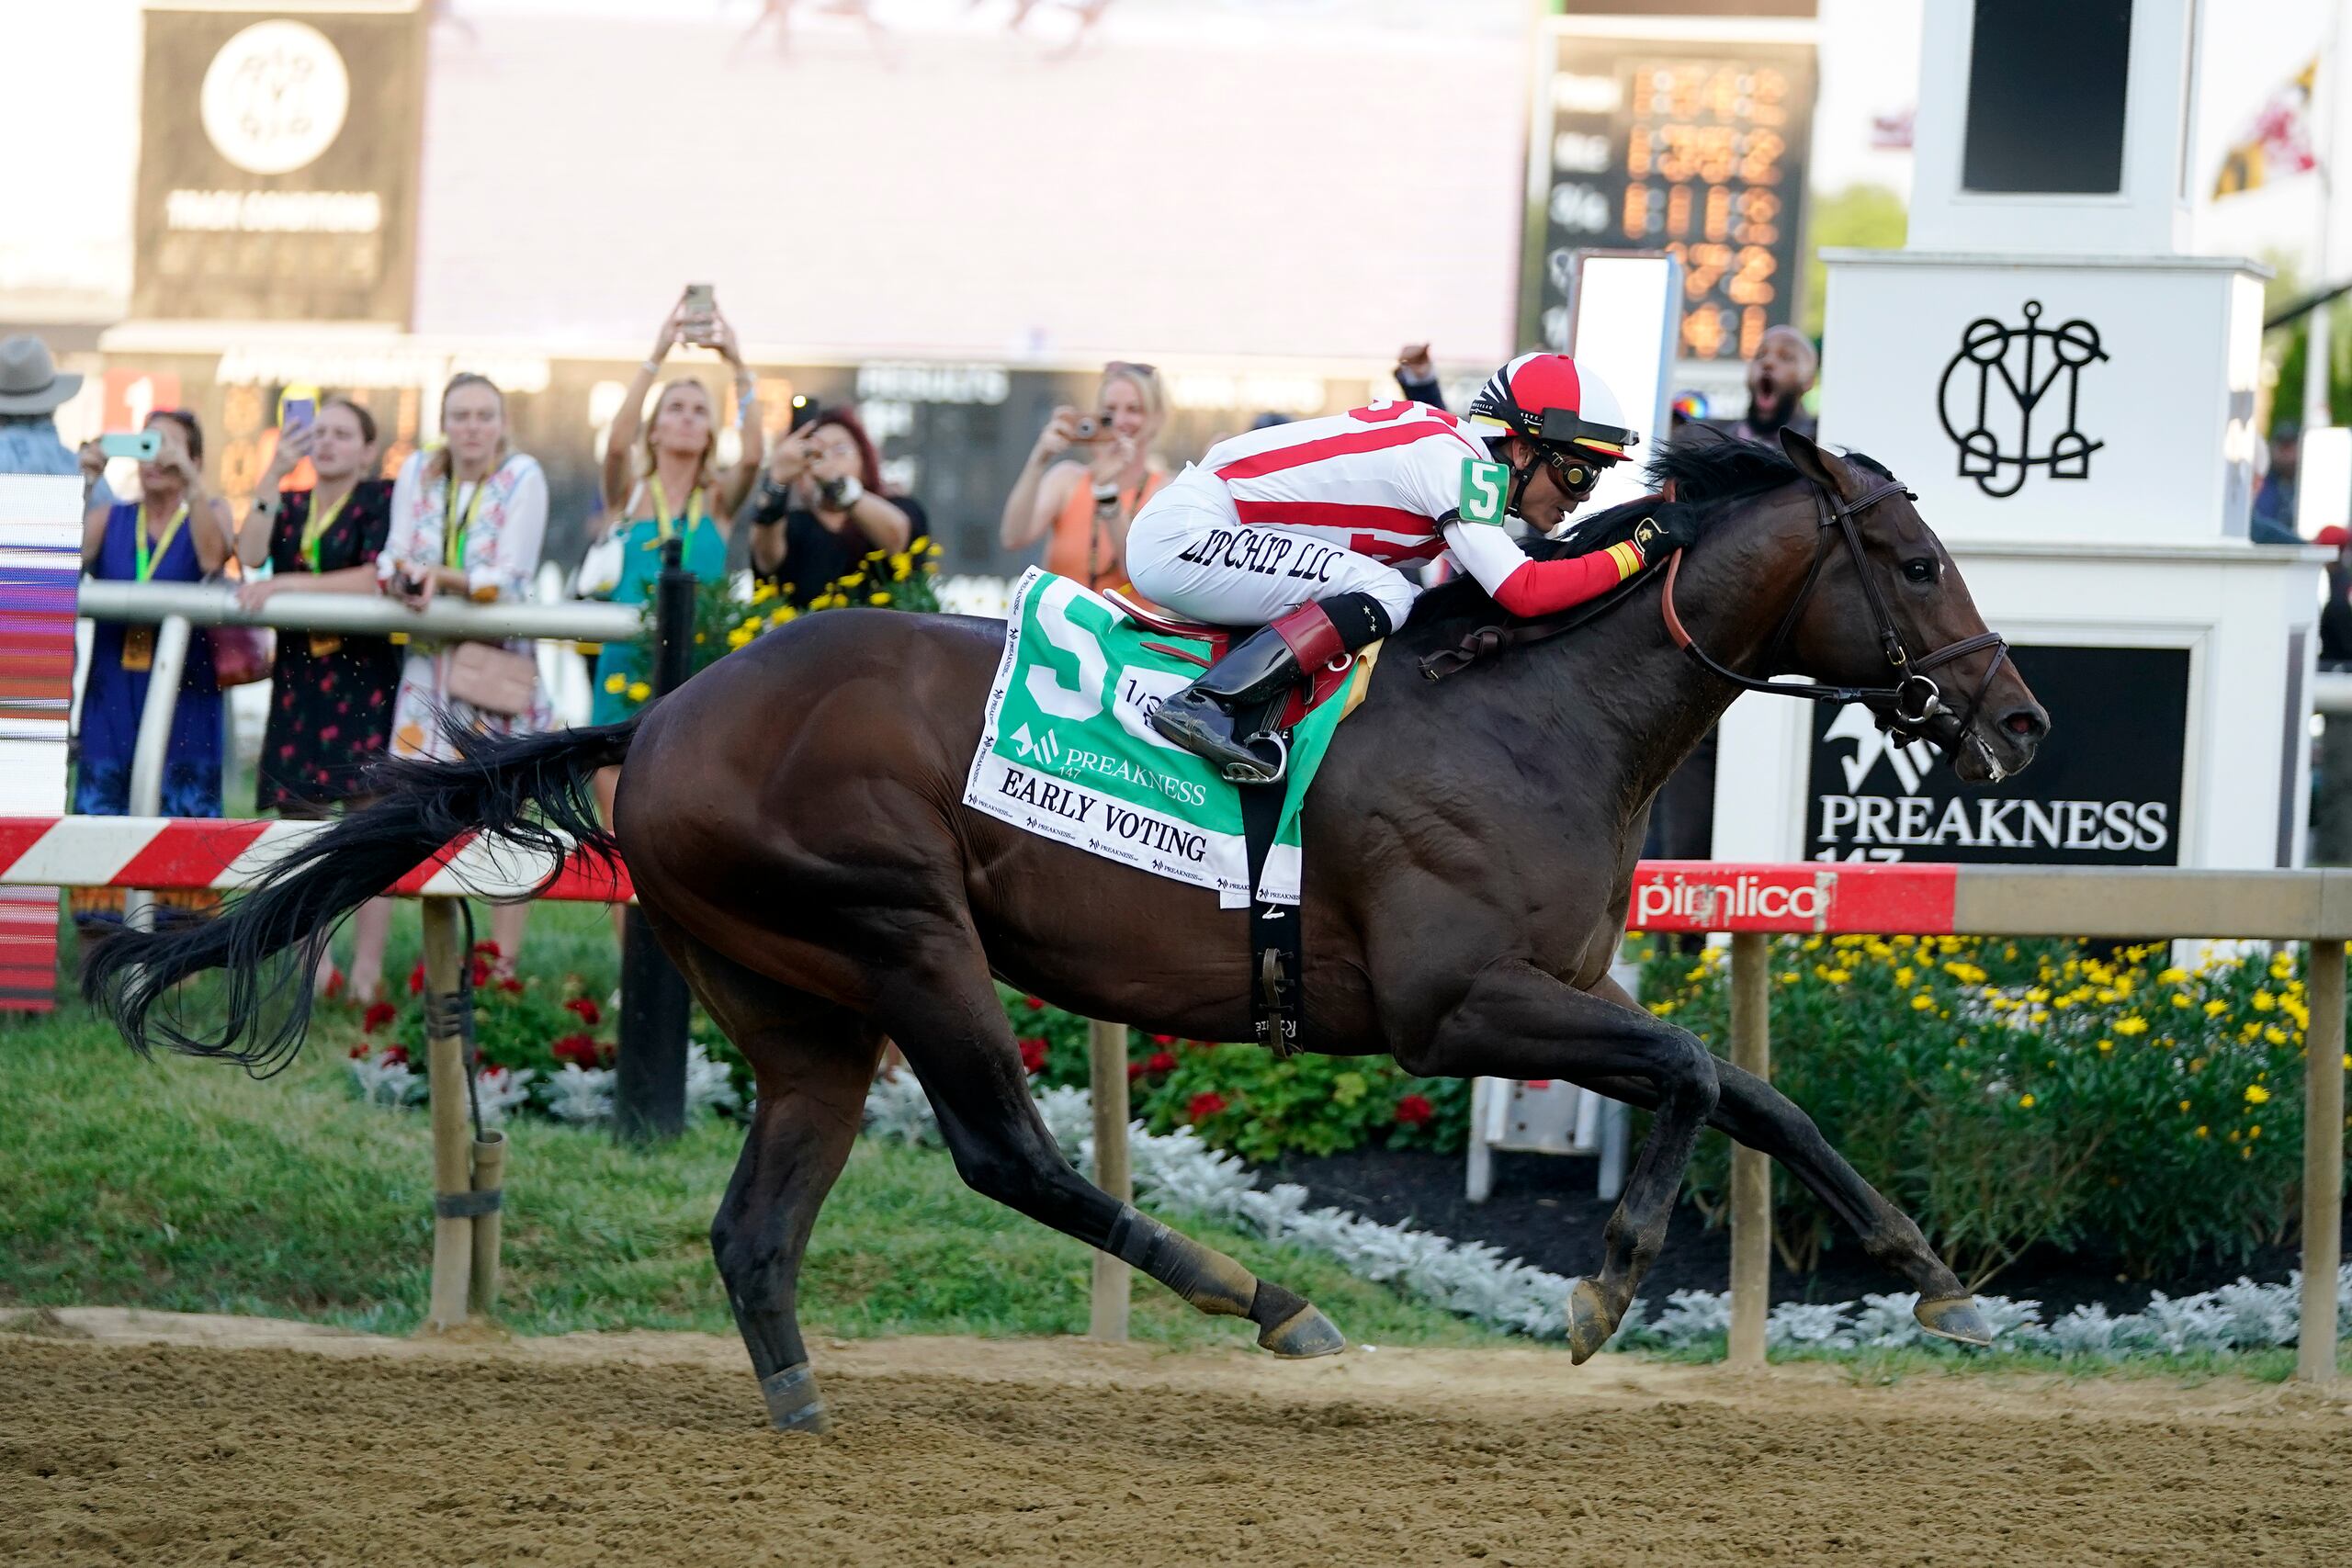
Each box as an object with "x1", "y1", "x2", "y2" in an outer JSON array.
[{"x1": 1773, "y1": 429, "x2": 2047, "y2": 784}]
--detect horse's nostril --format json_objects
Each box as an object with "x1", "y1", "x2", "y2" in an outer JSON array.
[{"x1": 2000, "y1": 708, "x2": 2046, "y2": 739}]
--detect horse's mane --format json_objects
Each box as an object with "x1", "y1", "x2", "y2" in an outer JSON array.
[{"x1": 1402, "y1": 429, "x2": 1893, "y2": 633}]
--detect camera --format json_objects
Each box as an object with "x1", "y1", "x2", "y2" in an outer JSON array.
[
  {"x1": 817, "y1": 474, "x2": 864, "y2": 511},
  {"x1": 1069, "y1": 416, "x2": 1106, "y2": 442}
]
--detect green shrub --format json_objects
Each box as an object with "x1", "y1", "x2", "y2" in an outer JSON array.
[{"x1": 1639, "y1": 935, "x2": 2341, "y2": 1286}]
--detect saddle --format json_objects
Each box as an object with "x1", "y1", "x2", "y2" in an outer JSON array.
[
  {"x1": 1101, "y1": 587, "x2": 1377, "y2": 1059},
  {"x1": 1101, "y1": 588, "x2": 1363, "y2": 728}
]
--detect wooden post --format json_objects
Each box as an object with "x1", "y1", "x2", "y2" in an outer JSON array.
[
  {"x1": 2300, "y1": 938, "x2": 2345, "y2": 1383},
  {"x1": 1727, "y1": 931, "x2": 1771, "y2": 1369},
  {"x1": 1088, "y1": 1018, "x2": 1132, "y2": 1342},
  {"x1": 468, "y1": 1131, "x2": 506, "y2": 1318},
  {"x1": 421, "y1": 897, "x2": 472, "y2": 1332}
]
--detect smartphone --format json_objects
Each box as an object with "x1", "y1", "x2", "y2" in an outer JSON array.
[
  {"x1": 788, "y1": 394, "x2": 821, "y2": 431},
  {"x1": 98, "y1": 431, "x2": 162, "y2": 461},
  {"x1": 682, "y1": 283, "x2": 717, "y2": 344},
  {"x1": 283, "y1": 397, "x2": 316, "y2": 434}
]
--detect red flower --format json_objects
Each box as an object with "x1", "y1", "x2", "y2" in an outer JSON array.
[
  {"x1": 472, "y1": 940, "x2": 503, "y2": 959},
  {"x1": 1017, "y1": 1037, "x2": 1047, "y2": 1075},
  {"x1": 1395, "y1": 1094, "x2": 1436, "y2": 1128},
  {"x1": 551, "y1": 1032, "x2": 601, "y2": 1068},
  {"x1": 1023, "y1": 995, "x2": 1046, "y2": 1011},
  {"x1": 407, "y1": 960, "x2": 426, "y2": 996},
  {"x1": 564, "y1": 996, "x2": 602, "y2": 1027},
  {"x1": 379, "y1": 1044, "x2": 410, "y2": 1066},
  {"x1": 1149, "y1": 1034, "x2": 1176, "y2": 1045},
  {"x1": 347, "y1": 1043, "x2": 368, "y2": 1058},
  {"x1": 361, "y1": 1000, "x2": 397, "y2": 1032},
  {"x1": 1126, "y1": 1061, "x2": 1146, "y2": 1082},
  {"x1": 322, "y1": 968, "x2": 345, "y2": 1000},
  {"x1": 1145, "y1": 1051, "x2": 1176, "y2": 1075},
  {"x1": 469, "y1": 956, "x2": 492, "y2": 988},
  {"x1": 498, "y1": 977, "x2": 524, "y2": 994},
  {"x1": 1187, "y1": 1091, "x2": 1228, "y2": 1122}
]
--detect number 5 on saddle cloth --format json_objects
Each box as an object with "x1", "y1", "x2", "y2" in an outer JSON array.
[{"x1": 961, "y1": 568, "x2": 1380, "y2": 1053}]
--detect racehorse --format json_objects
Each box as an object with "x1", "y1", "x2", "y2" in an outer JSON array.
[{"x1": 87, "y1": 429, "x2": 2047, "y2": 1432}]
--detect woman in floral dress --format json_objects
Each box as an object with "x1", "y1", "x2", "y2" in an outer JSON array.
[
  {"x1": 234, "y1": 394, "x2": 402, "y2": 1000},
  {"x1": 377, "y1": 372, "x2": 552, "y2": 971}
]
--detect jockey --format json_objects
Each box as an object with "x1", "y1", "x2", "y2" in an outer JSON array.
[{"x1": 1130, "y1": 352, "x2": 1697, "y2": 781}]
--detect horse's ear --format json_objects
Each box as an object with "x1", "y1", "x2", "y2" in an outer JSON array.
[{"x1": 1779, "y1": 426, "x2": 1857, "y2": 497}]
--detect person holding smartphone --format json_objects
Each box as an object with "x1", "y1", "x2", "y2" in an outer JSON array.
[
  {"x1": 233, "y1": 395, "x2": 402, "y2": 1000},
  {"x1": 998, "y1": 360, "x2": 1169, "y2": 592},
  {"x1": 72, "y1": 410, "x2": 237, "y2": 929},
  {"x1": 747, "y1": 405, "x2": 920, "y2": 609}
]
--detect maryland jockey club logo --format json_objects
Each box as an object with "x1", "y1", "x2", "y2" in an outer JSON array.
[{"x1": 1937, "y1": 300, "x2": 2108, "y2": 499}]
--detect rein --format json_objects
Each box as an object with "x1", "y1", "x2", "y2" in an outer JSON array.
[{"x1": 1419, "y1": 472, "x2": 2011, "y2": 745}]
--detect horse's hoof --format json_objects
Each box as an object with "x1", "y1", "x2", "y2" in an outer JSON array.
[
  {"x1": 1566, "y1": 1277, "x2": 1616, "y2": 1364},
  {"x1": 761, "y1": 1362, "x2": 829, "y2": 1434},
  {"x1": 1915, "y1": 1295, "x2": 1995, "y2": 1348},
  {"x1": 1257, "y1": 1303, "x2": 1346, "y2": 1359}
]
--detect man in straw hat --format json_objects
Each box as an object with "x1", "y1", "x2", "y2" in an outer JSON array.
[{"x1": 0, "y1": 333, "x2": 114, "y2": 510}]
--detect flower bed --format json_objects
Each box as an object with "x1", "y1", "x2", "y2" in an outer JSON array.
[
  {"x1": 1639, "y1": 935, "x2": 2347, "y2": 1285},
  {"x1": 342, "y1": 941, "x2": 748, "y2": 1127},
  {"x1": 1001, "y1": 988, "x2": 1469, "y2": 1161}
]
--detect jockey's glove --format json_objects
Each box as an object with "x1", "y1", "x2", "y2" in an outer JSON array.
[{"x1": 1630, "y1": 511, "x2": 1702, "y2": 563}]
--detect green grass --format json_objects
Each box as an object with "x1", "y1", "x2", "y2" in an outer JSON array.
[{"x1": 1, "y1": 906, "x2": 1498, "y2": 1349}]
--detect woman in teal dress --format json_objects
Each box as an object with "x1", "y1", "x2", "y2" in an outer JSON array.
[{"x1": 588, "y1": 293, "x2": 765, "y2": 934}]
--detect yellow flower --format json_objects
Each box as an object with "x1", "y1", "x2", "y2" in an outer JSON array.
[
  {"x1": 1942, "y1": 961, "x2": 1988, "y2": 985},
  {"x1": 768, "y1": 607, "x2": 797, "y2": 626},
  {"x1": 2097, "y1": 1039, "x2": 2113, "y2": 1053},
  {"x1": 1910, "y1": 992, "x2": 1935, "y2": 1011},
  {"x1": 868, "y1": 592, "x2": 891, "y2": 605},
  {"x1": 2177, "y1": 1099, "x2": 2191, "y2": 1112},
  {"x1": 2157, "y1": 965, "x2": 2188, "y2": 985},
  {"x1": 2263, "y1": 1025, "x2": 2290, "y2": 1045},
  {"x1": 2170, "y1": 992, "x2": 2193, "y2": 1009},
  {"x1": 2196, "y1": 1124, "x2": 2209, "y2": 1138},
  {"x1": 2114, "y1": 1015, "x2": 2149, "y2": 1035},
  {"x1": 727, "y1": 628, "x2": 753, "y2": 649},
  {"x1": 1648, "y1": 999, "x2": 1677, "y2": 1017},
  {"x1": 2251, "y1": 989, "x2": 2276, "y2": 1012},
  {"x1": 2202, "y1": 998, "x2": 2228, "y2": 1018},
  {"x1": 2248, "y1": 1124, "x2": 2262, "y2": 1139},
  {"x1": 2244, "y1": 1083, "x2": 2271, "y2": 1105},
  {"x1": 752, "y1": 581, "x2": 776, "y2": 604},
  {"x1": 2018, "y1": 1093, "x2": 2036, "y2": 1109},
  {"x1": 626, "y1": 681, "x2": 651, "y2": 702},
  {"x1": 1779, "y1": 969, "x2": 1799, "y2": 985},
  {"x1": 603, "y1": 673, "x2": 628, "y2": 694},
  {"x1": 1894, "y1": 965, "x2": 1915, "y2": 987},
  {"x1": 888, "y1": 551, "x2": 911, "y2": 573},
  {"x1": 2025, "y1": 987, "x2": 2050, "y2": 1004}
]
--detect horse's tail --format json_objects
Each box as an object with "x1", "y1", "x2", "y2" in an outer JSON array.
[{"x1": 82, "y1": 716, "x2": 639, "y2": 1076}]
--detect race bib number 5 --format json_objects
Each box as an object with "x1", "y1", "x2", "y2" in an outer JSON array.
[{"x1": 1458, "y1": 458, "x2": 1510, "y2": 525}]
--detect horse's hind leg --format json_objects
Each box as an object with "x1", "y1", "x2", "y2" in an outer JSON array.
[
  {"x1": 1398, "y1": 958, "x2": 1720, "y2": 1363},
  {"x1": 878, "y1": 918, "x2": 1343, "y2": 1358},
  {"x1": 669, "y1": 936, "x2": 882, "y2": 1434},
  {"x1": 1564, "y1": 973, "x2": 1988, "y2": 1346}
]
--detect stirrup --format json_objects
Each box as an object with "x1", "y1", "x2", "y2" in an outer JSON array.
[{"x1": 1220, "y1": 730, "x2": 1289, "y2": 785}]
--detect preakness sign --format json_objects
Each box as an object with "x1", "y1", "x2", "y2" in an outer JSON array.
[{"x1": 1805, "y1": 645, "x2": 2189, "y2": 866}]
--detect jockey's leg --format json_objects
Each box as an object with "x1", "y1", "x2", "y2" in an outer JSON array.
[{"x1": 1127, "y1": 486, "x2": 1414, "y2": 782}]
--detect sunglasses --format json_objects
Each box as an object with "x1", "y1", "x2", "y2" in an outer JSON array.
[{"x1": 1102, "y1": 360, "x2": 1159, "y2": 378}]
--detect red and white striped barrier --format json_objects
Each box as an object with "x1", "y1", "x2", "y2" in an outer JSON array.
[{"x1": 0, "y1": 817, "x2": 635, "y2": 903}]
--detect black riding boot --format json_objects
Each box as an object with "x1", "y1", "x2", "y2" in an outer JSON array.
[
  {"x1": 1148, "y1": 624, "x2": 1306, "y2": 783},
  {"x1": 1148, "y1": 594, "x2": 1391, "y2": 784}
]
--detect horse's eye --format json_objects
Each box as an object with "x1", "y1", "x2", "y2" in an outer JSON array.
[{"x1": 1903, "y1": 558, "x2": 1938, "y2": 584}]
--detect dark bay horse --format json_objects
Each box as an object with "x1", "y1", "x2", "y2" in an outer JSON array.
[{"x1": 88, "y1": 429, "x2": 2047, "y2": 1431}]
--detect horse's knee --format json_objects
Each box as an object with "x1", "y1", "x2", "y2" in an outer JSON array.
[
  {"x1": 1653, "y1": 1030, "x2": 1720, "y2": 1114},
  {"x1": 948, "y1": 1141, "x2": 1057, "y2": 1213}
]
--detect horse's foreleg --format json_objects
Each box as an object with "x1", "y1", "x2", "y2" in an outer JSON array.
[
  {"x1": 1400, "y1": 959, "x2": 1719, "y2": 1362},
  {"x1": 672, "y1": 937, "x2": 881, "y2": 1434},
  {"x1": 877, "y1": 923, "x2": 1344, "y2": 1358},
  {"x1": 1566, "y1": 974, "x2": 1989, "y2": 1345}
]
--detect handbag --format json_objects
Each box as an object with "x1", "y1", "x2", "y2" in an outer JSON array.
[
  {"x1": 446, "y1": 641, "x2": 539, "y2": 716},
  {"x1": 210, "y1": 623, "x2": 275, "y2": 687}
]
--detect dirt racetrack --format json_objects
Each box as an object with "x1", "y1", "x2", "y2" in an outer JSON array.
[{"x1": 5, "y1": 1311, "x2": 2350, "y2": 1567}]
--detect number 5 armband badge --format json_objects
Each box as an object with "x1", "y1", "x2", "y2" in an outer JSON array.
[{"x1": 1458, "y1": 458, "x2": 1511, "y2": 525}]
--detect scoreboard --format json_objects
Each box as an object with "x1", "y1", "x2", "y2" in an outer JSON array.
[{"x1": 1525, "y1": 27, "x2": 1816, "y2": 365}]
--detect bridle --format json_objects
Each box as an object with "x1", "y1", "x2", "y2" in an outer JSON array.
[{"x1": 1658, "y1": 473, "x2": 2009, "y2": 743}]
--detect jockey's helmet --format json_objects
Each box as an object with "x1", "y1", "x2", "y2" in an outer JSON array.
[{"x1": 1466, "y1": 353, "x2": 1640, "y2": 465}]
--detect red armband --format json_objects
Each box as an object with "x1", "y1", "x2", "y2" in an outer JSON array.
[{"x1": 1488, "y1": 541, "x2": 1645, "y2": 618}]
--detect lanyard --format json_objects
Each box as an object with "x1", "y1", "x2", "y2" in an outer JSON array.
[
  {"x1": 132, "y1": 501, "x2": 190, "y2": 583},
  {"x1": 647, "y1": 475, "x2": 705, "y2": 543},
  {"x1": 443, "y1": 473, "x2": 489, "y2": 571},
  {"x1": 300, "y1": 485, "x2": 354, "y2": 573}
]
